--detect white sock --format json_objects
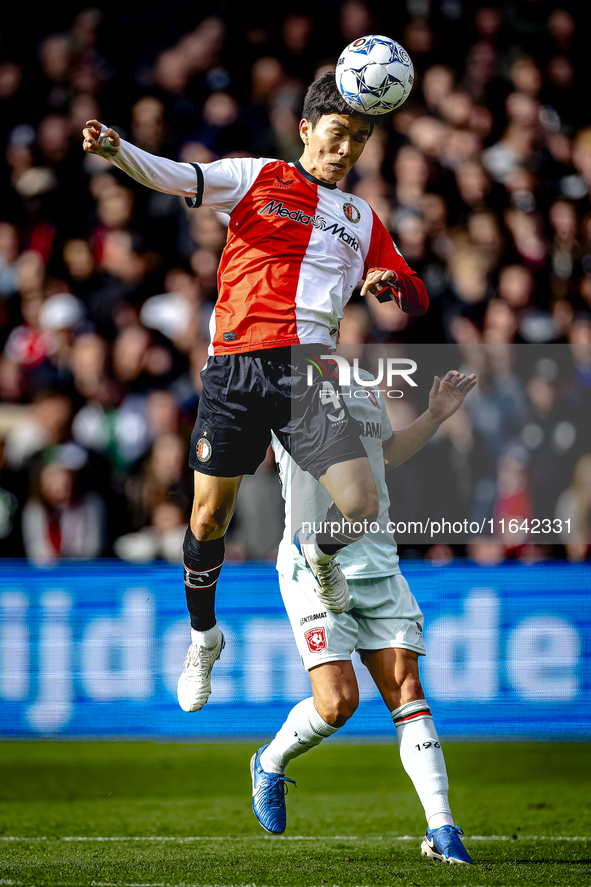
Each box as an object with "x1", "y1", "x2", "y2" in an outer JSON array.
[
  {"x1": 392, "y1": 699, "x2": 454, "y2": 830},
  {"x1": 190, "y1": 624, "x2": 220, "y2": 648},
  {"x1": 260, "y1": 697, "x2": 339, "y2": 774}
]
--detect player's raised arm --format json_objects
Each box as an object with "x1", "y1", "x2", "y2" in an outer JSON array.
[
  {"x1": 383, "y1": 370, "x2": 477, "y2": 469},
  {"x1": 82, "y1": 118, "x2": 198, "y2": 198},
  {"x1": 360, "y1": 209, "x2": 429, "y2": 316}
]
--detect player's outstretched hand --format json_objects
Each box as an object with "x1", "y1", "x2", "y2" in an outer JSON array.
[
  {"x1": 428, "y1": 370, "x2": 477, "y2": 422},
  {"x1": 360, "y1": 268, "x2": 397, "y2": 298},
  {"x1": 82, "y1": 119, "x2": 120, "y2": 157}
]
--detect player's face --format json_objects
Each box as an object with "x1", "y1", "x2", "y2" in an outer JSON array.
[{"x1": 299, "y1": 114, "x2": 371, "y2": 184}]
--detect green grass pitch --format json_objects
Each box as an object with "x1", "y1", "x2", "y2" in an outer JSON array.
[{"x1": 0, "y1": 740, "x2": 589, "y2": 886}]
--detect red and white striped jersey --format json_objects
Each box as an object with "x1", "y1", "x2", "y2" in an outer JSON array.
[{"x1": 105, "y1": 140, "x2": 428, "y2": 355}]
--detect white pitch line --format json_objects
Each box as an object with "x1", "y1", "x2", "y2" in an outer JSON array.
[
  {"x1": 0, "y1": 835, "x2": 589, "y2": 842},
  {"x1": 1, "y1": 882, "x2": 257, "y2": 887}
]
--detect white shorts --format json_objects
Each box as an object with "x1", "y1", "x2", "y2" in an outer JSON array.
[{"x1": 278, "y1": 568, "x2": 426, "y2": 671}]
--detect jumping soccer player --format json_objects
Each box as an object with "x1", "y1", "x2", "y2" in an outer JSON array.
[
  {"x1": 82, "y1": 72, "x2": 429, "y2": 715},
  {"x1": 251, "y1": 367, "x2": 476, "y2": 864}
]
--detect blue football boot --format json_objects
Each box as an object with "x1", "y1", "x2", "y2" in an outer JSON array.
[
  {"x1": 250, "y1": 745, "x2": 296, "y2": 834},
  {"x1": 421, "y1": 825, "x2": 473, "y2": 864}
]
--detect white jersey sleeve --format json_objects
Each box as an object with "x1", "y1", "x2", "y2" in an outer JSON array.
[
  {"x1": 100, "y1": 130, "x2": 273, "y2": 213},
  {"x1": 196, "y1": 157, "x2": 276, "y2": 213}
]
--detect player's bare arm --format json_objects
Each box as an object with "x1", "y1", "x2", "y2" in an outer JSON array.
[{"x1": 383, "y1": 370, "x2": 477, "y2": 469}]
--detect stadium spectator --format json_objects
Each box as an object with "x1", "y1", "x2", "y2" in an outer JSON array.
[
  {"x1": 124, "y1": 431, "x2": 191, "y2": 532},
  {"x1": 554, "y1": 452, "x2": 591, "y2": 559},
  {"x1": 114, "y1": 499, "x2": 186, "y2": 563},
  {"x1": 0, "y1": 438, "x2": 21, "y2": 556},
  {"x1": 2, "y1": 391, "x2": 73, "y2": 472},
  {"x1": 21, "y1": 445, "x2": 107, "y2": 564}
]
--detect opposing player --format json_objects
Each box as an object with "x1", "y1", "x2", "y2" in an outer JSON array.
[
  {"x1": 251, "y1": 367, "x2": 476, "y2": 864},
  {"x1": 82, "y1": 72, "x2": 429, "y2": 714}
]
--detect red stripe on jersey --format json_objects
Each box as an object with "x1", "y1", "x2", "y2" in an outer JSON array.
[{"x1": 212, "y1": 162, "x2": 320, "y2": 354}]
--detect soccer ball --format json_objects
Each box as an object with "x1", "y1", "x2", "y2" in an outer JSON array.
[{"x1": 335, "y1": 35, "x2": 414, "y2": 117}]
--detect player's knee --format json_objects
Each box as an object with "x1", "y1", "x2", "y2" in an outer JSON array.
[
  {"x1": 348, "y1": 499, "x2": 379, "y2": 526},
  {"x1": 190, "y1": 503, "x2": 232, "y2": 540},
  {"x1": 337, "y1": 487, "x2": 379, "y2": 525},
  {"x1": 316, "y1": 692, "x2": 359, "y2": 728},
  {"x1": 399, "y1": 670, "x2": 424, "y2": 705}
]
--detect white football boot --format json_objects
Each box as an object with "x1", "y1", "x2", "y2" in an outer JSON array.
[
  {"x1": 177, "y1": 625, "x2": 225, "y2": 712},
  {"x1": 295, "y1": 531, "x2": 350, "y2": 615}
]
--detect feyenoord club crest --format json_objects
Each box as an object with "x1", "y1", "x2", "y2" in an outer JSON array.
[
  {"x1": 304, "y1": 627, "x2": 327, "y2": 653},
  {"x1": 196, "y1": 437, "x2": 212, "y2": 462},
  {"x1": 343, "y1": 201, "x2": 361, "y2": 224}
]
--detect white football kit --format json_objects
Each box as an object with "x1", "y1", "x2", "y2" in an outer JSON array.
[{"x1": 272, "y1": 370, "x2": 426, "y2": 670}]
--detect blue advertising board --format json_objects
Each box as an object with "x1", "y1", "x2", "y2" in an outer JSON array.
[{"x1": 0, "y1": 560, "x2": 589, "y2": 739}]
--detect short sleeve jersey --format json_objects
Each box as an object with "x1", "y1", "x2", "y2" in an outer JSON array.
[{"x1": 189, "y1": 158, "x2": 416, "y2": 355}]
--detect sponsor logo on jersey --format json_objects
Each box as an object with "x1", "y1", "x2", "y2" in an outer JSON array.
[
  {"x1": 343, "y1": 201, "x2": 361, "y2": 224},
  {"x1": 259, "y1": 200, "x2": 359, "y2": 251},
  {"x1": 259, "y1": 199, "x2": 316, "y2": 225},
  {"x1": 275, "y1": 176, "x2": 294, "y2": 189},
  {"x1": 321, "y1": 221, "x2": 359, "y2": 251},
  {"x1": 300, "y1": 611, "x2": 327, "y2": 626},
  {"x1": 196, "y1": 437, "x2": 212, "y2": 462},
  {"x1": 304, "y1": 626, "x2": 327, "y2": 653}
]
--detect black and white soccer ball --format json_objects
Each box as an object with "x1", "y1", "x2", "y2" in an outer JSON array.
[{"x1": 335, "y1": 35, "x2": 414, "y2": 117}]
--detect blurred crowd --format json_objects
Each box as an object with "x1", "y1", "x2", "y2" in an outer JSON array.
[{"x1": 0, "y1": 0, "x2": 589, "y2": 565}]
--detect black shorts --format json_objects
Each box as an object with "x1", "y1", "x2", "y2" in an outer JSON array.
[{"x1": 189, "y1": 346, "x2": 366, "y2": 480}]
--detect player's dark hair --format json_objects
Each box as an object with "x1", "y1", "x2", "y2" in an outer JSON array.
[{"x1": 302, "y1": 72, "x2": 375, "y2": 135}]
